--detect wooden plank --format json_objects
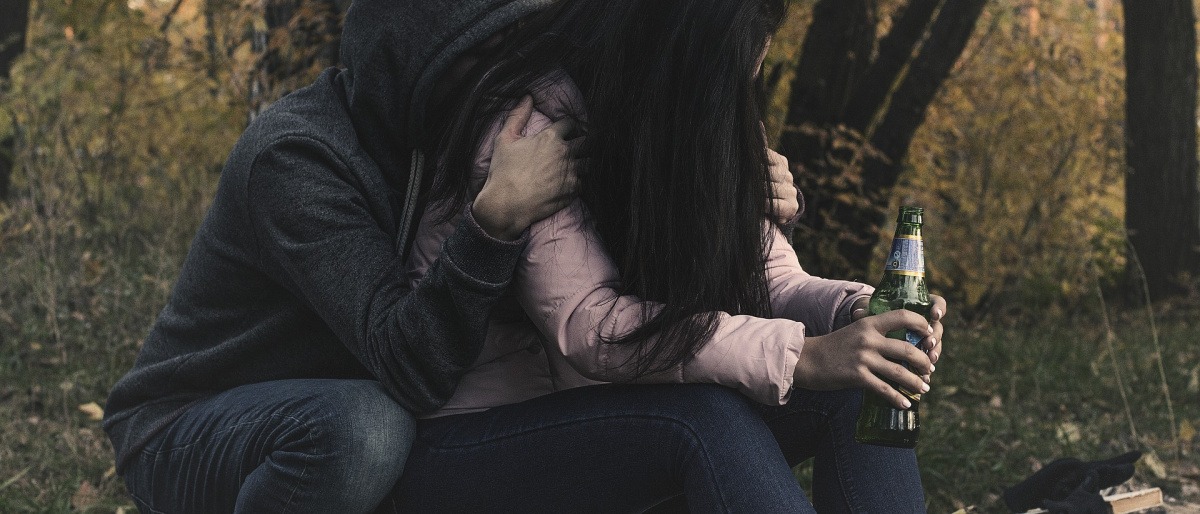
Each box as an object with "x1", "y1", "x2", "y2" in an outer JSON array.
[{"x1": 1021, "y1": 487, "x2": 1163, "y2": 514}]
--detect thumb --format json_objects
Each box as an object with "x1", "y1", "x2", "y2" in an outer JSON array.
[{"x1": 500, "y1": 95, "x2": 534, "y2": 141}]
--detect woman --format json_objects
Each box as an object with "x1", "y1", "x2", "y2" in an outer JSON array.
[{"x1": 388, "y1": 0, "x2": 947, "y2": 511}]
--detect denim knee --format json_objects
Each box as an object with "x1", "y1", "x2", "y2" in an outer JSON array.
[
  {"x1": 294, "y1": 380, "x2": 415, "y2": 509},
  {"x1": 642, "y1": 384, "x2": 778, "y2": 447},
  {"x1": 667, "y1": 384, "x2": 762, "y2": 424}
]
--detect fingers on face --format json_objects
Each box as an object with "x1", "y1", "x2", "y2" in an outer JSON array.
[
  {"x1": 545, "y1": 116, "x2": 583, "y2": 141},
  {"x1": 501, "y1": 96, "x2": 535, "y2": 138}
]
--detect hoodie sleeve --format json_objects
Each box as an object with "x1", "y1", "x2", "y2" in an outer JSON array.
[{"x1": 247, "y1": 135, "x2": 527, "y2": 413}]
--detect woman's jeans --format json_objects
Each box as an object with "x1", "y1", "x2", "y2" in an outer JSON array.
[
  {"x1": 121, "y1": 379, "x2": 414, "y2": 513},
  {"x1": 384, "y1": 383, "x2": 925, "y2": 513}
]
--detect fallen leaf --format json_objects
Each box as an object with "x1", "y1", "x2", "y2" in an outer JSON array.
[
  {"x1": 78, "y1": 402, "x2": 104, "y2": 421},
  {"x1": 1142, "y1": 450, "x2": 1168, "y2": 479},
  {"x1": 71, "y1": 480, "x2": 99, "y2": 510},
  {"x1": 1056, "y1": 422, "x2": 1081, "y2": 444}
]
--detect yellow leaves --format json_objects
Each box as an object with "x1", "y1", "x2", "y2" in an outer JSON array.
[
  {"x1": 1181, "y1": 419, "x2": 1196, "y2": 444},
  {"x1": 78, "y1": 402, "x2": 104, "y2": 421}
]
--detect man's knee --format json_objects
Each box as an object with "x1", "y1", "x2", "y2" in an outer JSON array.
[{"x1": 288, "y1": 380, "x2": 415, "y2": 507}]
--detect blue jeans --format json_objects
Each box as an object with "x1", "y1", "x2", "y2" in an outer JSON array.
[
  {"x1": 122, "y1": 379, "x2": 415, "y2": 513},
  {"x1": 384, "y1": 384, "x2": 924, "y2": 513}
]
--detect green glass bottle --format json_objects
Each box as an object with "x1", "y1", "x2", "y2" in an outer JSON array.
[{"x1": 854, "y1": 206, "x2": 931, "y2": 448}]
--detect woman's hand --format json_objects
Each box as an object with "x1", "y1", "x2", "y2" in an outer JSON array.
[
  {"x1": 794, "y1": 308, "x2": 935, "y2": 410},
  {"x1": 473, "y1": 96, "x2": 584, "y2": 240},
  {"x1": 849, "y1": 295, "x2": 946, "y2": 367},
  {"x1": 766, "y1": 148, "x2": 801, "y2": 226}
]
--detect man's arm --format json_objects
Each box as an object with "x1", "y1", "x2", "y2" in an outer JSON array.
[{"x1": 247, "y1": 136, "x2": 528, "y2": 412}]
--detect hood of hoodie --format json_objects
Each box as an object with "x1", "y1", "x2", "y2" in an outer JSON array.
[{"x1": 339, "y1": 0, "x2": 558, "y2": 181}]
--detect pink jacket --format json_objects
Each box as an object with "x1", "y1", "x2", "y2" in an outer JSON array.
[{"x1": 406, "y1": 74, "x2": 872, "y2": 417}]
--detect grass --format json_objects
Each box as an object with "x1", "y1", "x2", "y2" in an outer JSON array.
[
  {"x1": 787, "y1": 301, "x2": 1200, "y2": 513},
  {"x1": 1, "y1": 186, "x2": 1198, "y2": 512}
]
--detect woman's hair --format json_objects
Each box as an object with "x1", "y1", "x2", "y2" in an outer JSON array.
[{"x1": 429, "y1": 0, "x2": 789, "y2": 377}]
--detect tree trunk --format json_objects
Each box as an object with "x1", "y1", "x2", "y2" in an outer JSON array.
[
  {"x1": 863, "y1": 0, "x2": 987, "y2": 187},
  {"x1": 779, "y1": 0, "x2": 878, "y2": 279},
  {"x1": 0, "y1": 0, "x2": 30, "y2": 202},
  {"x1": 1122, "y1": 0, "x2": 1200, "y2": 299},
  {"x1": 779, "y1": 0, "x2": 986, "y2": 280}
]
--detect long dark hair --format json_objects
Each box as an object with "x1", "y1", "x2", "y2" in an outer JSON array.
[{"x1": 429, "y1": 0, "x2": 788, "y2": 377}]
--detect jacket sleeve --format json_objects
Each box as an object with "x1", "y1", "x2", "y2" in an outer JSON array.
[
  {"x1": 764, "y1": 228, "x2": 874, "y2": 336},
  {"x1": 515, "y1": 200, "x2": 806, "y2": 406},
  {"x1": 247, "y1": 136, "x2": 527, "y2": 413}
]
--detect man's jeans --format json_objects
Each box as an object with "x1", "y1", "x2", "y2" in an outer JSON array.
[
  {"x1": 385, "y1": 384, "x2": 925, "y2": 513},
  {"x1": 121, "y1": 379, "x2": 414, "y2": 513}
]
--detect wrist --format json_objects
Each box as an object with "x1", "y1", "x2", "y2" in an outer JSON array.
[{"x1": 471, "y1": 196, "x2": 524, "y2": 240}]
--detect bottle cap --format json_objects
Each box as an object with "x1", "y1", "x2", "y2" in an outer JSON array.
[{"x1": 897, "y1": 206, "x2": 923, "y2": 225}]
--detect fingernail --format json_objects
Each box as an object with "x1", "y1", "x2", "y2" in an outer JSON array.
[
  {"x1": 921, "y1": 382, "x2": 930, "y2": 393},
  {"x1": 930, "y1": 364, "x2": 936, "y2": 373},
  {"x1": 935, "y1": 308, "x2": 943, "y2": 320},
  {"x1": 902, "y1": 398, "x2": 912, "y2": 409},
  {"x1": 927, "y1": 324, "x2": 934, "y2": 335}
]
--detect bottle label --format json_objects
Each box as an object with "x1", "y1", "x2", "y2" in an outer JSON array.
[
  {"x1": 883, "y1": 235, "x2": 924, "y2": 277},
  {"x1": 887, "y1": 329, "x2": 924, "y2": 354}
]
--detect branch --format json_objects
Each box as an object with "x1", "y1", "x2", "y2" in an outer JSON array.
[{"x1": 158, "y1": 0, "x2": 188, "y2": 33}]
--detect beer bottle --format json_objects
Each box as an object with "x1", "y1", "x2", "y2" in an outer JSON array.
[{"x1": 854, "y1": 206, "x2": 931, "y2": 448}]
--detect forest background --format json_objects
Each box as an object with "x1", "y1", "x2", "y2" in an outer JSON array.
[{"x1": 1, "y1": 0, "x2": 1199, "y2": 512}]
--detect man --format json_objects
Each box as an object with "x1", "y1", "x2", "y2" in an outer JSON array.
[{"x1": 103, "y1": 0, "x2": 574, "y2": 511}]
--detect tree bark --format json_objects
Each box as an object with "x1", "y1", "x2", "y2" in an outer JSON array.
[
  {"x1": 843, "y1": 0, "x2": 940, "y2": 131},
  {"x1": 778, "y1": 0, "x2": 878, "y2": 279},
  {"x1": 779, "y1": 0, "x2": 986, "y2": 280},
  {"x1": 0, "y1": 0, "x2": 30, "y2": 201},
  {"x1": 1122, "y1": 0, "x2": 1200, "y2": 299},
  {"x1": 864, "y1": 0, "x2": 987, "y2": 187}
]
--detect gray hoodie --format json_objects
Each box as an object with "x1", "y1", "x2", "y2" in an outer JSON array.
[{"x1": 103, "y1": 0, "x2": 556, "y2": 472}]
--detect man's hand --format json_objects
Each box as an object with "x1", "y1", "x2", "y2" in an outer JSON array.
[
  {"x1": 794, "y1": 309, "x2": 935, "y2": 410},
  {"x1": 766, "y1": 148, "x2": 800, "y2": 225},
  {"x1": 473, "y1": 96, "x2": 584, "y2": 240}
]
